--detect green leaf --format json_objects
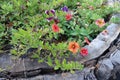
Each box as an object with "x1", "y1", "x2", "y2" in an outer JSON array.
[
  {"x1": 47, "y1": 56, "x2": 53, "y2": 66},
  {"x1": 79, "y1": 28, "x2": 88, "y2": 36},
  {"x1": 69, "y1": 31, "x2": 79, "y2": 36},
  {"x1": 38, "y1": 59, "x2": 44, "y2": 63},
  {"x1": 91, "y1": 14, "x2": 101, "y2": 20}
]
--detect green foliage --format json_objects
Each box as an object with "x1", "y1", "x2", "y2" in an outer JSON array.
[
  {"x1": 11, "y1": 27, "x2": 47, "y2": 56},
  {"x1": 0, "y1": 24, "x2": 5, "y2": 46},
  {"x1": 11, "y1": 27, "x2": 82, "y2": 70},
  {"x1": 110, "y1": 16, "x2": 120, "y2": 24},
  {"x1": 0, "y1": 67, "x2": 4, "y2": 72},
  {"x1": 54, "y1": 59, "x2": 83, "y2": 71},
  {"x1": 0, "y1": 0, "x2": 119, "y2": 72}
]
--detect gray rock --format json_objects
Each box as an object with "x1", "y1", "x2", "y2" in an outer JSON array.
[
  {"x1": 95, "y1": 42, "x2": 120, "y2": 80},
  {"x1": 110, "y1": 49, "x2": 120, "y2": 65},
  {"x1": 96, "y1": 59, "x2": 113, "y2": 80},
  {"x1": 0, "y1": 78, "x2": 7, "y2": 80},
  {"x1": 44, "y1": 74, "x2": 63, "y2": 80},
  {"x1": 107, "y1": 0, "x2": 120, "y2": 6},
  {"x1": 12, "y1": 68, "x2": 97, "y2": 80},
  {"x1": 79, "y1": 23, "x2": 120, "y2": 63},
  {"x1": 0, "y1": 53, "x2": 52, "y2": 73}
]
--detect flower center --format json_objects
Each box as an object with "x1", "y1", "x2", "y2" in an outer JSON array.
[
  {"x1": 55, "y1": 26, "x2": 57, "y2": 29},
  {"x1": 72, "y1": 45, "x2": 76, "y2": 49},
  {"x1": 98, "y1": 21, "x2": 103, "y2": 24},
  {"x1": 82, "y1": 50, "x2": 86, "y2": 53}
]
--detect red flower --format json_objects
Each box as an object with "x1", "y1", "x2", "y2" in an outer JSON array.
[
  {"x1": 95, "y1": 19, "x2": 105, "y2": 28},
  {"x1": 65, "y1": 13, "x2": 72, "y2": 21},
  {"x1": 68, "y1": 42, "x2": 80, "y2": 54},
  {"x1": 80, "y1": 48, "x2": 88, "y2": 56},
  {"x1": 52, "y1": 23, "x2": 60, "y2": 32}
]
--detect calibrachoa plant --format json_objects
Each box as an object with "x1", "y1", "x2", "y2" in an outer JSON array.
[{"x1": 0, "y1": 0, "x2": 119, "y2": 72}]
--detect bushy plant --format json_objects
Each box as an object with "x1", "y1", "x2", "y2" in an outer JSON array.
[{"x1": 0, "y1": 0, "x2": 119, "y2": 71}]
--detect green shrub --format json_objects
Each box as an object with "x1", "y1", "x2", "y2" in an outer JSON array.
[{"x1": 0, "y1": 0, "x2": 119, "y2": 71}]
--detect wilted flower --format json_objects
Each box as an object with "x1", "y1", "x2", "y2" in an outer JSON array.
[
  {"x1": 95, "y1": 19, "x2": 105, "y2": 27},
  {"x1": 88, "y1": 6, "x2": 94, "y2": 10},
  {"x1": 52, "y1": 23, "x2": 60, "y2": 32},
  {"x1": 84, "y1": 37, "x2": 90, "y2": 45},
  {"x1": 65, "y1": 13, "x2": 72, "y2": 21},
  {"x1": 68, "y1": 42, "x2": 80, "y2": 54},
  {"x1": 6, "y1": 22, "x2": 13, "y2": 28},
  {"x1": 102, "y1": 30, "x2": 108, "y2": 35},
  {"x1": 76, "y1": 2, "x2": 80, "y2": 5},
  {"x1": 45, "y1": 9, "x2": 59, "y2": 23},
  {"x1": 46, "y1": 17, "x2": 54, "y2": 22},
  {"x1": 46, "y1": 17, "x2": 59, "y2": 24},
  {"x1": 80, "y1": 48, "x2": 88, "y2": 56}
]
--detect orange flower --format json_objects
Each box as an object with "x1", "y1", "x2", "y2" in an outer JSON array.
[
  {"x1": 52, "y1": 23, "x2": 60, "y2": 32},
  {"x1": 68, "y1": 42, "x2": 80, "y2": 54},
  {"x1": 95, "y1": 19, "x2": 105, "y2": 28},
  {"x1": 65, "y1": 13, "x2": 72, "y2": 21}
]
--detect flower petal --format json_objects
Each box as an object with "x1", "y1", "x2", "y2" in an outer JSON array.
[
  {"x1": 80, "y1": 48, "x2": 88, "y2": 56},
  {"x1": 46, "y1": 17, "x2": 54, "y2": 22},
  {"x1": 65, "y1": 13, "x2": 72, "y2": 21},
  {"x1": 52, "y1": 23, "x2": 60, "y2": 32},
  {"x1": 45, "y1": 10, "x2": 49, "y2": 15},
  {"x1": 54, "y1": 18, "x2": 60, "y2": 24},
  {"x1": 50, "y1": 9, "x2": 55, "y2": 15},
  {"x1": 61, "y1": 6, "x2": 69, "y2": 12},
  {"x1": 95, "y1": 19, "x2": 105, "y2": 27},
  {"x1": 84, "y1": 37, "x2": 90, "y2": 45},
  {"x1": 68, "y1": 42, "x2": 80, "y2": 54}
]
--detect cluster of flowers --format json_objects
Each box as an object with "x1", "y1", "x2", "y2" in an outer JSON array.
[
  {"x1": 45, "y1": 6, "x2": 106, "y2": 56},
  {"x1": 68, "y1": 41, "x2": 88, "y2": 56},
  {"x1": 45, "y1": 6, "x2": 72, "y2": 32}
]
